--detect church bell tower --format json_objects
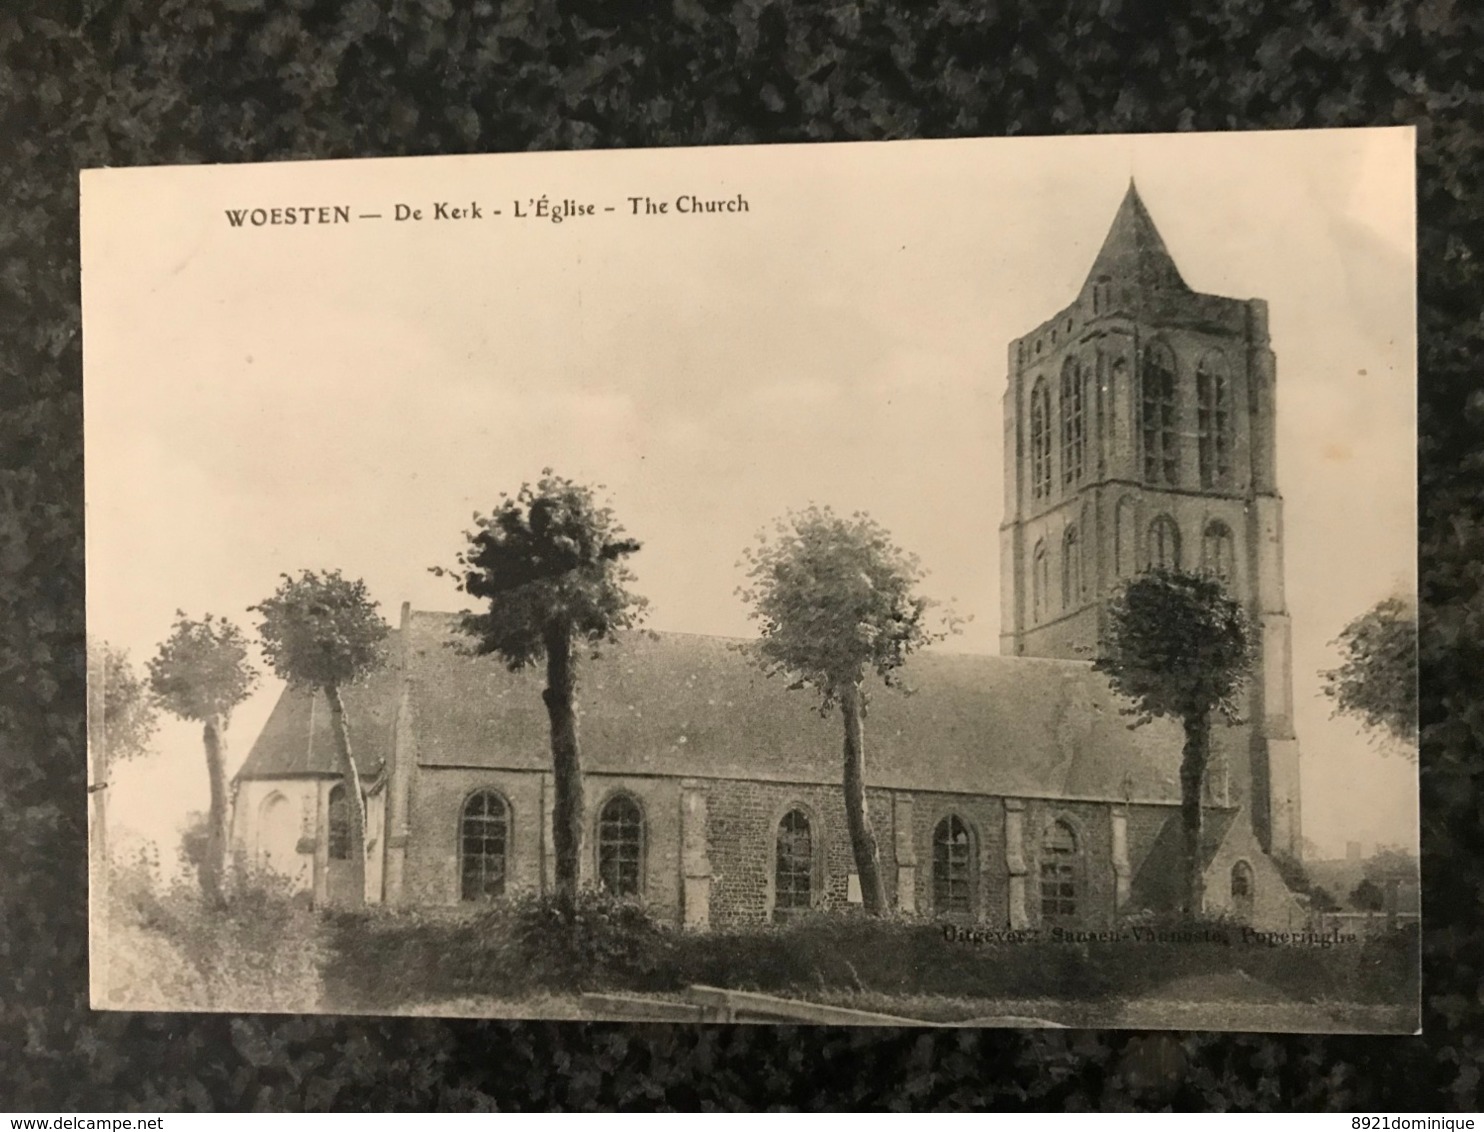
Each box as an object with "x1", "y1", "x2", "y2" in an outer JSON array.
[{"x1": 998, "y1": 182, "x2": 1302, "y2": 859}]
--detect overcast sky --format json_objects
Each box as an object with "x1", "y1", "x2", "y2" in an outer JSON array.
[{"x1": 83, "y1": 128, "x2": 1416, "y2": 862}]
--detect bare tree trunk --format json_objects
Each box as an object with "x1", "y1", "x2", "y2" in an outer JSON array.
[
  {"x1": 324, "y1": 683, "x2": 367, "y2": 905},
  {"x1": 1179, "y1": 710, "x2": 1211, "y2": 919},
  {"x1": 840, "y1": 680, "x2": 888, "y2": 916},
  {"x1": 201, "y1": 717, "x2": 232, "y2": 907},
  {"x1": 542, "y1": 620, "x2": 583, "y2": 910}
]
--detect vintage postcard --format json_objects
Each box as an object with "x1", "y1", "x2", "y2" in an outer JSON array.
[{"x1": 82, "y1": 129, "x2": 1419, "y2": 1031}]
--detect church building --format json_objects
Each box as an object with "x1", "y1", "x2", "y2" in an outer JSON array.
[{"x1": 230, "y1": 184, "x2": 1306, "y2": 932}]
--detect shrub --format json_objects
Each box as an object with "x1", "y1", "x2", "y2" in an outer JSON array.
[
  {"x1": 106, "y1": 848, "x2": 326, "y2": 1012},
  {"x1": 320, "y1": 902, "x2": 1421, "y2": 1013},
  {"x1": 507, "y1": 889, "x2": 674, "y2": 992},
  {"x1": 323, "y1": 888, "x2": 674, "y2": 1011}
]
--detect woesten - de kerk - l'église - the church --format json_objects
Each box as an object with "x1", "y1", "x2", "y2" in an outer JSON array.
[{"x1": 230, "y1": 183, "x2": 1308, "y2": 933}]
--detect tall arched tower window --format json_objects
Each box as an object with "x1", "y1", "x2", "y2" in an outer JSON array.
[
  {"x1": 327, "y1": 783, "x2": 350, "y2": 861},
  {"x1": 1060, "y1": 357, "x2": 1085, "y2": 487},
  {"x1": 1201, "y1": 520, "x2": 1235, "y2": 586},
  {"x1": 1146, "y1": 515, "x2": 1182, "y2": 571},
  {"x1": 1032, "y1": 540, "x2": 1049, "y2": 622},
  {"x1": 597, "y1": 793, "x2": 644, "y2": 897},
  {"x1": 1141, "y1": 342, "x2": 1179, "y2": 485},
  {"x1": 1115, "y1": 496, "x2": 1138, "y2": 577},
  {"x1": 460, "y1": 790, "x2": 509, "y2": 902},
  {"x1": 1030, "y1": 378, "x2": 1052, "y2": 500},
  {"x1": 1062, "y1": 525, "x2": 1081, "y2": 609},
  {"x1": 1197, "y1": 352, "x2": 1232, "y2": 489}
]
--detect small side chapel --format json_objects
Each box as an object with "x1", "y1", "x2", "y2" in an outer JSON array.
[{"x1": 230, "y1": 185, "x2": 1307, "y2": 933}]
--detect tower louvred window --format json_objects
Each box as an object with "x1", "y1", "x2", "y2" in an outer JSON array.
[
  {"x1": 1198, "y1": 353, "x2": 1232, "y2": 488},
  {"x1": 1030, "y1": 379, "x2": 1052, "y2": 499},
  {"x1": 1141, "y1": 343, "x2": 1179, "y2": 485},
  {"x1": 1061, "y1": 358, "x2": 1085, "y2": 487}
]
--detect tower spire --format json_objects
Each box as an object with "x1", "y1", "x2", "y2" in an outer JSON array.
[{"x1": 1083, "y1": 182, "x2": 1188, "y2": 295}]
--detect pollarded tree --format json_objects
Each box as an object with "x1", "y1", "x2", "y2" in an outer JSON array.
[
  {"x1": 251, "y1": 570, "x2": 389, "y2": 905},
  {"x1": 147, "y1": 614, "x2": 259, "y2": 905},
  {"x1": 1321, "y1": 595, "x2": 1418, "y2": 757},
  {"x1": 739, "y1": 506, "x2": 956, "y2": 916},
  {"x1": 433, "y1": 471, "x2": 646, "y2": 907},
  {"x1": 1094, "y1": 568, "x2": 1253, "y2": 918}
]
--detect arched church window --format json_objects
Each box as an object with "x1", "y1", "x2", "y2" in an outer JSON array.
[
  {"x1": 1145, "y1": 515, "x2": 1181, "y2": 571},
  {"x1": 1197, "y1": 352, "x2": 1232, "y2": 489},
  {"x1": 1030, "y1": 379, "x2": 1052, "y2": 499},
  {"x1": 1060, "y1": 358, "x2": 1085, "y2": 487},
  {"x1": 327, "y1": 783, "x2": 350, "y2": 861},
  {"x1": 460, "y1": 790, "x2": 509, "y2": 902},
  {"x1": 1062, "y1": 526, "x2": 1082, "y2": 609},
  {"x1": 1201, "y1": 520, "x2": 1235, "y2": 586},
  {"x1": 774, "y1": 809, "x2": 813, "y2": 918},
  {"x1": 1032, "y1": 540, "x2": 1049, "y2": 622},
  {"x1": 597, "y1": 793, "x2": 644, "y2": 897},
  {"x1": 1231, "y1": 860, "x2": 1255, "y2": 923},
  {"x1": 1040, "y1": 820, "x2": 1079, "y2": 921},
  {"x1": 1140, "y1": 342, "x2": 1179, "y2": 485},
  {"x1": 933, "y1": 815, "x2": 974, "y2": 916}
]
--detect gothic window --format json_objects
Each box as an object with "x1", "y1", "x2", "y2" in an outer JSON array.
[
  {"x1": 1201, "y1": 520, "x2": 1235, "y2": 586},
  {"x1": 1040, "y1": 820, "x2": 1079, "y2": 921},
  {"x1": 1032, "y1": 540, "x2": 1049, "y2": 622},
  {"x1": 1062, "y1": 525, "x2": 1082, "y2": 609},
  {"x1": 1231, "y1": 860, "x2": 1255, "y2": 923},
  {"x1": 1115, "y1": 497, "x2": 1137, "y2": 577},
  {"x1": 1146, "y1": 515, "x2": 1182, "y2": 571},
  {"x1": 932, "y1": 815, "x2": 973, "y2": 916},
  {"x1": 1030, "y1": 378, "x2": 1052, "y2": 499},
  {"x1": 1140, "y1": 342, "x2": 1179, "y2": 485},
  {"x1": 774, "y1": 809, "x2": 813, "y2": 917},
  {"x1": 597, "y1": 793, "x2": 644, "y2": 898},
  {"x1": 1061, "y1": 357, "x2": 1086, "y2": 487},
  {"x1": 1197, "y1": 353, "x2": 1232, "y2": 489},
  {"x1": 460, "y1": 790, "x2": 509, "y2": 902},
  {"x1": 327, "y1": 783, "x2": 350, "y2": 861}
]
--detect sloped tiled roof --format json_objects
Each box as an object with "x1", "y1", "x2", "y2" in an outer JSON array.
[
  {"x1": 1082, "y1": 181, "x2": 1189, "y2": 295},
  {"x1": 234, "y1": 665, "x2": 399, "y2": 782},
  {"x1": 243, "y1": 610, "x2": 1187, "y2": 803}
]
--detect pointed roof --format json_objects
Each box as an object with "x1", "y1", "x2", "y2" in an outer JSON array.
[{"x1": 1083, "y1": 181, "x2": 1188, "y2": 294}]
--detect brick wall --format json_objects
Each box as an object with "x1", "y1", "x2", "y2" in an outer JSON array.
[
  {"x1": 908, "y1": 793, "x2": 1008, "y2": 924},
  {"x1": 395, "y1": 762, "x2": 1209, "y2": 931},
  {"x1": 399, "y1": 767, "x2": 687, "y2": 916},
  {"x1": 704, "y1": 780, "x2": 901, "y2": 927}
]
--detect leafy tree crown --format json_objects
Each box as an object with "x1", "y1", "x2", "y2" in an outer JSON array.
[
  {"x1": 433, "y1": 470, "x2": 647, "y2": 670},
  {"x1": 1094, "y1": 568, "x2": 1253, "y2": 726},
  {"x1": 251, "y1": 569, "x2": 389, "y2": 690},
  {"x1": 737, "y1": 505, "x2": 957, "y2": 708},
  {"x1": 1320, "y1": 595, "x2": 1418, "y2": 750},
  {"x1": 147, "y1": 613, "x2": 259, "y2": 723},
  {"x1": 87, "y1": 640, "x2": 158, "y2": 761}
]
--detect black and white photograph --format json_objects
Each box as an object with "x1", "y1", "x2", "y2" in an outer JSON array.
[{"x1": 81, "y1": 128, "x2": 1418, "y2": 1032}]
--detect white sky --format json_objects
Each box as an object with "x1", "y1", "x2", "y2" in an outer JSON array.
[{"x1": 82, "y1": 128, "x2": 1417, "y2": 862}]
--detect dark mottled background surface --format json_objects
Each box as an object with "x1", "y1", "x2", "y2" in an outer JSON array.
[{"x1": 2, "y1": 0, "x2": 1480, "y2": 1111}]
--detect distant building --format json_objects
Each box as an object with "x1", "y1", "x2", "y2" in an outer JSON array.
[{"x1": 231, "y1": 185, "x2": 1305, "y2": 932}]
